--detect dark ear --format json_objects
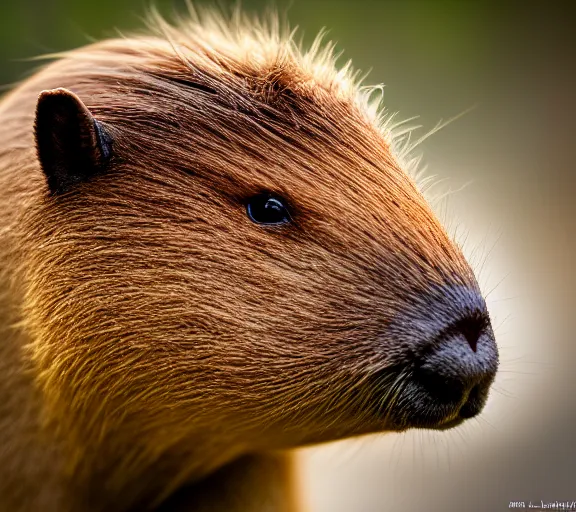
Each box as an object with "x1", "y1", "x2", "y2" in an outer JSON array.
[{"x1": 34, "y1": 88, "x2": 113, "y2": 194}]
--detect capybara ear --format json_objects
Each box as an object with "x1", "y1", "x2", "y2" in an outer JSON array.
[{"x1": 34, "y1": 88, "x2": 112, "y2": 194}]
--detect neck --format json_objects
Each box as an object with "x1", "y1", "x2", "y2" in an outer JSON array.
[
  {"x1": 156, "y1": 452, "x2": 300, "y2": 512},
  {"x1": 35, "y1": 396, "x2": 301, "y2": 511}
]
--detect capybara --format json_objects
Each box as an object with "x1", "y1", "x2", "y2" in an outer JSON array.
[{"x1": 0, "y1": 8, "x2": 498, "y2": 512}]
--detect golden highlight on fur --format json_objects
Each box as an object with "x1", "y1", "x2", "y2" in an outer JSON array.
[{"x1": 0, "y1": 6, "x2": 486, "y2": 512}]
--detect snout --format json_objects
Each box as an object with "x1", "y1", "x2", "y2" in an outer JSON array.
[
  {"x1": 370, "y1": 286, "x2": 499, "y2": 431},
  {"x1": 413, "y1": 309, "x2": 498, "y2": 427}
]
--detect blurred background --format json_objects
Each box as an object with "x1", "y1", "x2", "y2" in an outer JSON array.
[{"x1": 1, "y1": 1, "x2": 574, "y2": 511}]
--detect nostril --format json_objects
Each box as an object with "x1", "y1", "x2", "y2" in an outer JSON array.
[{"x1": 450, "y1": 313, "x2": 488, "y2": 353}]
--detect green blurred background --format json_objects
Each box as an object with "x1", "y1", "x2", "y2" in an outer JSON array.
[{"x1": 1, "y1": 1, "x2": 574, "y2": 511}]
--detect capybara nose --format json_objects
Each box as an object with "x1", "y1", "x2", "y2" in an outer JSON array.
[{"x1": 415, "y1": 310, "x2": 499, "y2": 419}]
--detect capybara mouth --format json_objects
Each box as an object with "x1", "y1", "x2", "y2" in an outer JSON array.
[{"x1": 362, "y1": 366, "x2": 492, "y2": 431}]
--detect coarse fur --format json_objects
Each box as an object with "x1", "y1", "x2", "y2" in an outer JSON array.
[{"x1": 0, "y1": 6, "x2": 493, "y2": 512}]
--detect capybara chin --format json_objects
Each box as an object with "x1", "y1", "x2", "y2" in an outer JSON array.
[{"x1": 0, "y1": 7, "x2": 498, "y2": 512}]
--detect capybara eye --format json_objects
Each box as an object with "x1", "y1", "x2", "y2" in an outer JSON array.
[{"x1": 246, "y1": 193, "x2": 291, "y2": 225}]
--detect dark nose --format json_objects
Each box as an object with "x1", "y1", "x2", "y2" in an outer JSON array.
[{"x1": 415, "y1": 309, "x2": 499, "y2": 419}]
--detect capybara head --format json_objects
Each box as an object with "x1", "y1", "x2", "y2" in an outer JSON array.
[{"x1": 12, "y1": 9, "x2": 498, "y2": 487}]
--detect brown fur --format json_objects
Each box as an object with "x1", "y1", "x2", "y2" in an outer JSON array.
[{"x1": 0, "y1": 8, "x2": 481, "y2": 512}]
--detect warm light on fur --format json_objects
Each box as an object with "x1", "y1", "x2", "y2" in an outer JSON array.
[{"x1": 0, "y1": 6, "x2": 492, "y2": 511}]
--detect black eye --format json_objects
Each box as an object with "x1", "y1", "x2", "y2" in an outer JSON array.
[{"x1": 246, "y1": 193, "x2": 291, "y2": 225}]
